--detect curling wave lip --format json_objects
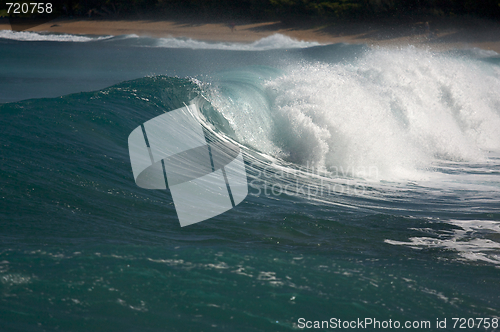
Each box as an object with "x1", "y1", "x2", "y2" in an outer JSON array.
[{"x1": 128, "y1": 103, "x2": 248, "y2": 227}]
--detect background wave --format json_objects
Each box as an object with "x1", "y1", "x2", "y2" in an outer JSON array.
[
  {"x1": 154, "y1": 33, "x2": 321, "y2": 50},
  {"x1": 0, "y1": 30, "x2": 319, "y2": 49},
  {"x1": 0, "y1": 29, "x2": 113, "y2": 42}
]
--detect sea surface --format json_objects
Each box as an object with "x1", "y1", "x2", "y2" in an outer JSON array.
[{"x1": 1, "y1": 30, "x2": 500, "y2": 331}]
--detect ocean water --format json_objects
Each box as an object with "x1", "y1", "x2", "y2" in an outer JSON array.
[{"x1": 1, "y1": 30, "x2": 500, "y2": 331}]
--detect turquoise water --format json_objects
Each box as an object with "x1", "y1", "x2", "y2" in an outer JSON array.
[{"x1": 1, "y1": 31, "x2": 500, "y2": 331}]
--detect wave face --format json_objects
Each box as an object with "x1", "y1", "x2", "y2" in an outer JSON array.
[{"x1": 1, "y1": 34, "x2": 500, "y2": 331}]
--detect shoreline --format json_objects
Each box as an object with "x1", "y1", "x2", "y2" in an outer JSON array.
[{"x1": 1, "y1": 16, "x2": 500, "y2": 53}]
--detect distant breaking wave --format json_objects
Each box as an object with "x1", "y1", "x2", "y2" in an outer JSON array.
[
  {"x1": 0, "y1": 30, "x2": 113, "y2": 42},
  {"x1": 154, "y1": 34, "x2": 321, "y2": 50},
  {"x1": 0, "y1": 30, "x2": 320, "y2": 50}
]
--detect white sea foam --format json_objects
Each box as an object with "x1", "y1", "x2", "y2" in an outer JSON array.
[
  {"x1": 386, "y1": 219, "x2": 500, "y2": 266},
  {"x1": 0, "y1": 30, "x2": 112, "y2": 42},
  {"x1": 208, "y1": 46, "x2": 500, "y2": 181},
  {"x1": 155, "y1": 33, "x2": 321, "y2": 50}
]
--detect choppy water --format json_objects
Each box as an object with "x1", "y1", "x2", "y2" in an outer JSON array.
[{"x1": 1, "y1": 30, "x2": 500, "y2": 331}]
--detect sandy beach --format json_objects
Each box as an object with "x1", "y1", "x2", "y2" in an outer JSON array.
[{"x1": 1, "y1": 16, "x2": 500, "y2": 53}]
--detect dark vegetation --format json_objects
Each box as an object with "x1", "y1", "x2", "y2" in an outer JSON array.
[
  {"x1": 66, "y1": 0, "x2": 500, "y2": 19},
  {"x1": 2, "y1": 0, "x2": 500, "y2": 21}
]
